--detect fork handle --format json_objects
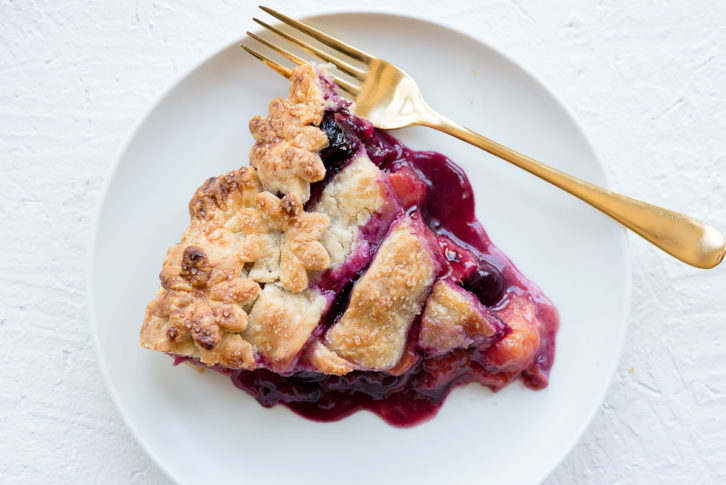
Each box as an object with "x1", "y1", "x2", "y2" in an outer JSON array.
[{"x1": 427, "y1": 115, "x2": 725, "y2": 269}]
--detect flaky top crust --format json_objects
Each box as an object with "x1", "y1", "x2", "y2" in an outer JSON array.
[
  {"x1": 313, "y1": 152, "x2": 394, "y2": 267},
  {"x1": 326, "y1": 215, "x2": 440, "y2": 371},
  {"x1": 242, "y1": 284, "x2": 328, "y2": 373},
  {"x1": 419, "y1": 280, "x2": 504, "y2": 356}
]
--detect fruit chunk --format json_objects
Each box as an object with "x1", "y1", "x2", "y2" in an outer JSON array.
[
  {"x1": 319, "y1": 111, "x2": 356, "y2": 168},
  {"x1": 461, "y1": 261, "x2": 505, "y2": 307},
  {"x1": 485, "y1": 294, "x2": 541, "y2": 373},
  {"x1": 388, "y1": 168, "x2": 427, "y2": 208},
  {"x1": 436, "y1": 235, "x2": 478, "y2": 283}
]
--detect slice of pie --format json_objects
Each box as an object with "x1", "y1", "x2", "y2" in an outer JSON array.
[{"x1": 140, "y1": 64, "x2": 559, "y2": 427}]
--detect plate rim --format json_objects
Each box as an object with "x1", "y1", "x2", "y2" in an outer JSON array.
[{"x1": 88, "y1": 7, "x2": 632, "y2": 484}]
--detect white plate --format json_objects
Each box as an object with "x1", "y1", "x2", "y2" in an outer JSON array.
[{"x1": 90, "y1": 9, "x2": 631, "y2": 485}]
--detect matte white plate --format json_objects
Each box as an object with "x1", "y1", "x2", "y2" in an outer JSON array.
[{"x1": 90, "y1": 9, "x2": 630, "y2": 485}]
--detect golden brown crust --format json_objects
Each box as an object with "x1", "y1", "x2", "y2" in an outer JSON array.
[
  {"x1": 326, "y1": 216, "x2": 440, "y2": 371},
  {"x1": 420, "y1": 280, "x2": 500, "y2": 356},
  {"x1": 302, "y1": 341, "x2": 355, "y2": 376},
  {"x1": 235, "y1": 207, "x2": 281, "y2": 283},
  {"x1": 140, "y1": 166, "x2": 331, "y2": 367},
  {"x1": 189, "y1": 168, "x2": 261, "y2": 223},
  {"x1": 141, "y1": 167, "x2": 263, "y2": 360},
  {"x1": 199, "y1": 334, "x2": 256, "y2": 369},
  {"x1": 244, "y1": 191, "x2": 331, "y2": 292},
  {"x1": 249, "y1": 64, "x2": 328, "y2": 202},
  {"x1": 242, "y1": 284, "x2": 328, "y2": 373},
  {"x1": 141, "y1": 65, "x2": 340, "y2": 369}
]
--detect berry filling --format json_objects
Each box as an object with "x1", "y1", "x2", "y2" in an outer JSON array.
[
  {"x1": 319, "y1": 111, "x2": 358, "y2": 168},
  {"x1": 461, "y1": 262, "x2": 506, "y2": 307}
]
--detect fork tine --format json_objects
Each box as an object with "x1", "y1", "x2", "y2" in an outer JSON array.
[
  {"x1": 241, "y1": 45, "x2": 291, "y2": 79},
  {"x1": 247, "y1": 31, "x2": 307, "y2": 66},
  {"x1": 253, "y1": 18, "x2": 367, "y2": 81},
  {"x1": 241, "y1": 41, "x2": 361, "y2": 97},
  {"x1": 259, "y1": 6, "x2": 374, "y2": 65}
]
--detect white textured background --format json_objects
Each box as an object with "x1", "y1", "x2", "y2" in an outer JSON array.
[{"x1": 2, "y1": 1, "x2": 725, "y2": 483}]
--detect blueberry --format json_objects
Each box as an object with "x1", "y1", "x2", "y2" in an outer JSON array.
[
  {"x1": 319, "y1": 111, "x2": 355, "y2": 167},
  {"x1": 461, "y1": 261, "x2": 505, "y2": 306}
]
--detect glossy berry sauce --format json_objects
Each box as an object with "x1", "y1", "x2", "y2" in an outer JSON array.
[{"x1": 187, "y1": 109, "x2": 559, "y2": 427}]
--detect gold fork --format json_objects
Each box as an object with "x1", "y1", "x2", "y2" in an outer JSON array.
[{"x1": 242, "y1": 6, "x2": 725, "y2": 269}]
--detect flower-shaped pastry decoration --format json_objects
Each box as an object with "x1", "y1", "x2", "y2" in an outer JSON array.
[
  {"x1": 240, "y1": 191, "x2": 330, "y2": 292},
  {"x1": 163, "y1": 246, "x2": 260, "y2": 350},
  {"x1": 248, "y1": 64, "x2": 329, "y2": 203}
]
